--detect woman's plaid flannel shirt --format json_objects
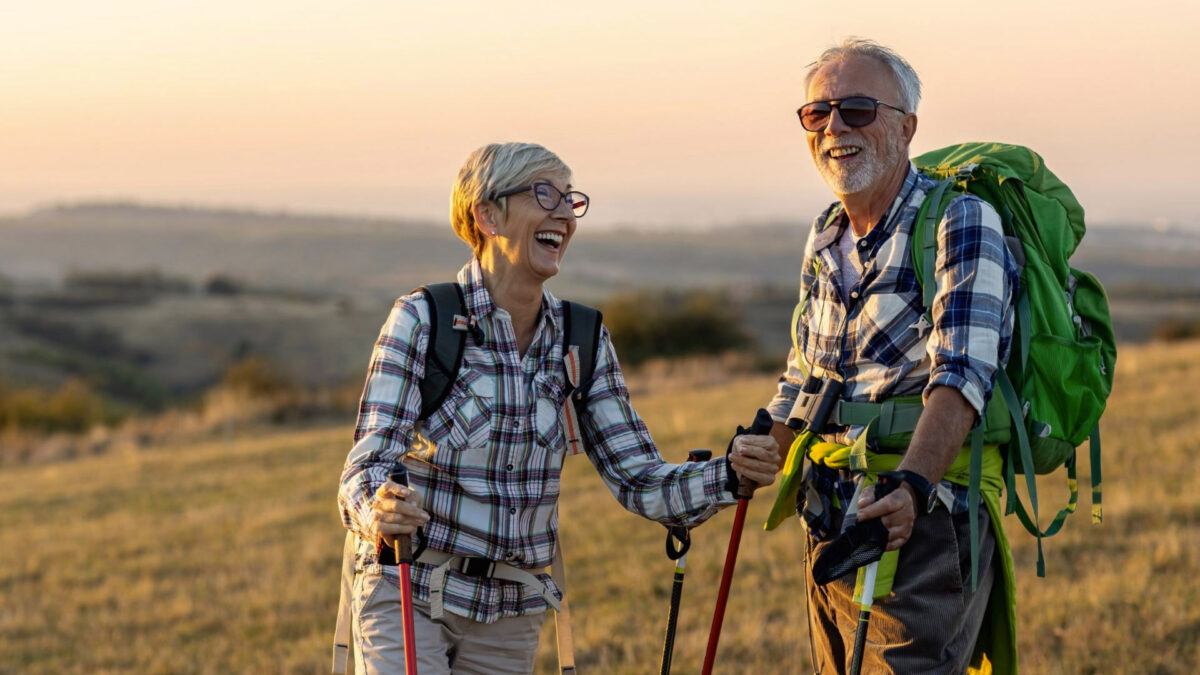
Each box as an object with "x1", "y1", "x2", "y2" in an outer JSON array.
[{"x1": 339, "y1": 259, "x2": 737, "y2": 623}]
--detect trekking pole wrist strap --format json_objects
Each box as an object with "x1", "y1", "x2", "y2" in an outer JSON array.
[{"x1": 875, "y1": 470, "x2": 936, "y2": 515}]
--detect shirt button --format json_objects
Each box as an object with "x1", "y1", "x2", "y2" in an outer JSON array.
[
  {"x1": 509, "y1": 507, "x2": 517, "y2": 515},
  {"x1": 506, "y1": 463, "x2": 514, "y2": 471},
  {"x1": 858, "y1": 240, "x2": 869, "y2": 249},
  {"x1": 850, "y1": 290, "x2": 860, "y2": 299},
  {"x1": 505, "y1": 551, "x2": 517, "y2": 561},
  {"x1": 511, "y1": 420, "x2": 521, "y2": 429}
]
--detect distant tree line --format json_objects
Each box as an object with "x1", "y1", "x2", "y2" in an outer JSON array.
[
  {"x1": 1154, "y1": 317, "x2": 1200, "y2": 342},
  {"x1": 65, "y1": 268, "x2": 192, "y2": 294},
  {"x1": 600, "y1": 288, "x2": 751, "y2": 367}
]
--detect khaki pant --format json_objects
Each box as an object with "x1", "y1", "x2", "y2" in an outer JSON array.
[
  {"x1": 352, "y1": 568, "x2": 543, "y2": 675},
  {"x1": 806, "y1": 506, "x2": 996, "y2": 674}
]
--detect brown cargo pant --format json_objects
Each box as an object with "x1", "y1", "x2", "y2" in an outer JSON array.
[{"x1": 806, "y1": 505, "x2": 996, "y2": 674}]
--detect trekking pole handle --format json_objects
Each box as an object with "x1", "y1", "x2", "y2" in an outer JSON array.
[
  {"x1": 736, "y1": 409, "x2": 775, "y2": 499},
  {"x1": 388, "y1": 463, "x2": 414, "y2": 565}
]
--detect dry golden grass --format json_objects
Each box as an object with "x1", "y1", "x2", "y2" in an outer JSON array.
[{"x1": 2, "y1": 343, "x2": 1198, "y2": 673}]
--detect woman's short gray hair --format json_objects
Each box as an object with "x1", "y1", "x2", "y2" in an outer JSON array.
[
  {"x1": 450, "y1": 142, "x2": 572, "y2": 256},
  {"x1": 804, "y1": 38, "x2": 922, "y2": 114}
]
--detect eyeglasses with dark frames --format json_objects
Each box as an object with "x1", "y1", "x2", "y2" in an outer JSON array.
[
  {"x1": 491, "y1": 182, "x2": 590, "y2": 218},
  {"x1": 797, "y1": 96, "x2": 908, "y2": 132}
]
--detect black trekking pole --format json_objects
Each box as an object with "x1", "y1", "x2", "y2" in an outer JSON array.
[
  {"x1": 810, "y1": 472, "x2": 915, "y2": 675},
  {"x1": 701, "y1": 408, "x2": 774, "y2": 675},
  {"x1": 659, "y1": 449, "x2": 712, "y2": 675},
  {"x1": 848, "y1": 558, "x2": 878, "y2": 675}
]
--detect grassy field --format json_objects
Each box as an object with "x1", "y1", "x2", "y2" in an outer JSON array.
[{"x1": 2, "y1": 341, "x2": 1198, "y2": 673}]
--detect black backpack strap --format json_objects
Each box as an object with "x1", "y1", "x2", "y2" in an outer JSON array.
[
  {"x1": 416, "y1": 282, "x2": 468, "y2": 421},
  {"x1": 562, "y1": 299, "x2": 602, "y2": 415}
]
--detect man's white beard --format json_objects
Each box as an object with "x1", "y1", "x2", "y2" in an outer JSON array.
[{"x1": 815, "y1": 133, "x2": 904, "y2": 195}]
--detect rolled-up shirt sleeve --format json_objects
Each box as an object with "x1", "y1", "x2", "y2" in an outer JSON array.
[
  {"x1": 768, "y1": 351, "x2": 805, "y2": 425},
  {"x1": 923, "y1": 194, "x2": 1016, "y2": 416},
  {"x1": 338, "y1": 294, "x2": 428, "y2": 538},
  {"x1": 580, "y1": 325, "x2": 737, "y2": 527}
]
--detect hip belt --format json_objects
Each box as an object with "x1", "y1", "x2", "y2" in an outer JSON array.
[{"x1": 417, "y1": 549, "x2": 562, "y2": 620}]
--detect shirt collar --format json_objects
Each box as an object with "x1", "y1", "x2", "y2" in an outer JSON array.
[
  {"x1": 457, "y1": 258, "x2": 496, "y2": 319},
  {"x1": 456, "y1": 257, "x2": 562, "y2": 333},
  {"x1": 811, "y1": 162, "x2": 921, "y2": 253}
]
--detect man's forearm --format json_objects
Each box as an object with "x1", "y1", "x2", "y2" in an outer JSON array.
[
  {"x1": 897, "y1": 385, "x2": 977, "y2": 483},
  {"x1": 770, "y1": 421, "x2": 795, "y2": 471}
]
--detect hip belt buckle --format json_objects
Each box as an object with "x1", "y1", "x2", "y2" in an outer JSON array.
[{"x1": 457, "y1": 557, "x2": 498, "y2": 578}]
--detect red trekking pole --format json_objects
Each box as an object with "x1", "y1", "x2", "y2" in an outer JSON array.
[
  {"x1": 701, "y1": 408, "x2": 774, "y2": 675},
  {"x1": 382, "y1": 462, "x2": 419, "y2": 675}
]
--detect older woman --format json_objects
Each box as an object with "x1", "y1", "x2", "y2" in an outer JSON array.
[{"x1": 337, "y1": 142, "x2": 779, "y2": 674}]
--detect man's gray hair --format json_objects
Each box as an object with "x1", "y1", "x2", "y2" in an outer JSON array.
[
  {"x1": 450, "y1": 142, "x2": 572, "y2": 256},
  {"x1": 804, "y1": 38, "x2": 922, "y2": 113}
]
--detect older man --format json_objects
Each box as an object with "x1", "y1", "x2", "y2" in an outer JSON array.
[{"x1": 766, "y1": 39, "x2": 1019, "y2": 673}]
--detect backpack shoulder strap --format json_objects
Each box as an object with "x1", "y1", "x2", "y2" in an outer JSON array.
[
  {"x1": 416, "y1": 282, "x2": 468, "y2": 421},
  {"x1": 562, "y1": 300, "x2": 602, "y2": 388},
  {"x1": 911, "y1": 177, "x2": 956, "y2": 317},
  {"x1": 333, "y1": 282, "x2": 467, "y2": 668},
  {"x1": 561, "y1": 300, "x2": 602, "y2": 455}
]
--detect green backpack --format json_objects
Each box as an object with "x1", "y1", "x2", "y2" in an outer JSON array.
[{"x1": 912, "y1": 142, "x2": 1117, "y2": 576}]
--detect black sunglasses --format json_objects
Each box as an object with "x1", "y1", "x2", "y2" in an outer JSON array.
[
  {"x1": 797, "y1": 96, "x2": 908, "y2": 132},
  {"x1": 492, "y1": 181, "x2": 589, "y2": 218}
]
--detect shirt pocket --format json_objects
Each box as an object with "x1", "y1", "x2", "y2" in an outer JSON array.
[
  {"x1": 533, "y1": 373, "x2": 567, "y2": 450},
  {"x1": 857, "y1": 273, "x2": 924, "y2": 367},
  {"x1": 426, "y1": 364, "x2": 494, "y2": 453}
]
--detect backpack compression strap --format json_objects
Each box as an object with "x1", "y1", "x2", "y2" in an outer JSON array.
[{"x1": 416, "y1": 283, "x2": 469, "y2": 421}]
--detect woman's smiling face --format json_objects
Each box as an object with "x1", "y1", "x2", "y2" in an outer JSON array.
[{"x1": 487, "y1": 171, "x2": 578, "y2": 283}]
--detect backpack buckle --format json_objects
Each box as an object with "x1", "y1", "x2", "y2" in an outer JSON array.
[{"x1": 456, "y1": 557, "x2": 498, "y2": 578}]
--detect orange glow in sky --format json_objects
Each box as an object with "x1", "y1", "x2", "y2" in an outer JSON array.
[{"x1": 2, "y1": 1, "x2": 1197, "y2": 228}]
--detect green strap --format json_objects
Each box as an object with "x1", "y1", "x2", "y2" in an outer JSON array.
[
  {"x1": 1015, "y1": 292, "x2": 1032, "y2": 376},
  {"x1": 1090, "y1": 425, "x2": 1103, "y2": 524},
  {"x1": 789, "y1": 255, "x2": 824, "y2": 380},
  {"x1": 789, "y1": 299, "x2": 809, "y2": 379},
  {"x1": 997, "y1": 369, "x2": 1090, "y2": 578},
  {"x1": 916, "y1": 179, "x2": 954, "y2": 321},
  {"x1": 836, "y1": 398, "x2": 924, "y2": 436},
  {"x1": 968, "y1": 425, "x2": 983, "y2": 591},
  {"x1": 1040, "y1": 455, "x2": 1078, "y2": 538},
  {"x1": 996, "y1": 369, "x2": 1046, "y2": 576}
]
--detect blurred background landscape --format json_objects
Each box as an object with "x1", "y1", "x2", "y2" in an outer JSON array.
[
  {"x1": 2, "y1": 202, "x2": 1199, "y2": 673},
  {"x1": 2, "y1": 202, "x2": 1200, "y2": 465}
]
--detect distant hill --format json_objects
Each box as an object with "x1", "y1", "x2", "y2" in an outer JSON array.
[
  {"x1": 1, "y1": 202, "x2": 813, "y2": 303},
  {"x1": 2, "y1": 201, "x2": 1199, "y2": 403},
  {"x1": 4, "y1": 201, "x2": 1198, "y2": 302}
]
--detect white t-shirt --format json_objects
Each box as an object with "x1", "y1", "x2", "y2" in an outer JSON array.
[{"x1": 836, "y1": 224, "x2": 865, "y2": 302}]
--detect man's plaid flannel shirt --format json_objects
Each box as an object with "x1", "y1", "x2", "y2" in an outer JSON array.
[{"x1": 767, "y1": 165, "x2": 1019, "y2": 539}]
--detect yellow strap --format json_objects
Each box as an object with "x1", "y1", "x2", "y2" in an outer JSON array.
[
  {"x1": 764, "y1": 430, "x2": 815, "y2": 531},
  {"x1": 764, "y1": 430, "x2": 1005, "y2": 531}
]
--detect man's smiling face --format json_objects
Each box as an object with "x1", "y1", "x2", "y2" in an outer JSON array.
[{"x1": 805, "y1": 55, "x2": 911, "y2": 198}]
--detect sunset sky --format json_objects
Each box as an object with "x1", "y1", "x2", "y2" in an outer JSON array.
[{"x1": 2, "y1": 1, "x2": 1197, "y2": 228}]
